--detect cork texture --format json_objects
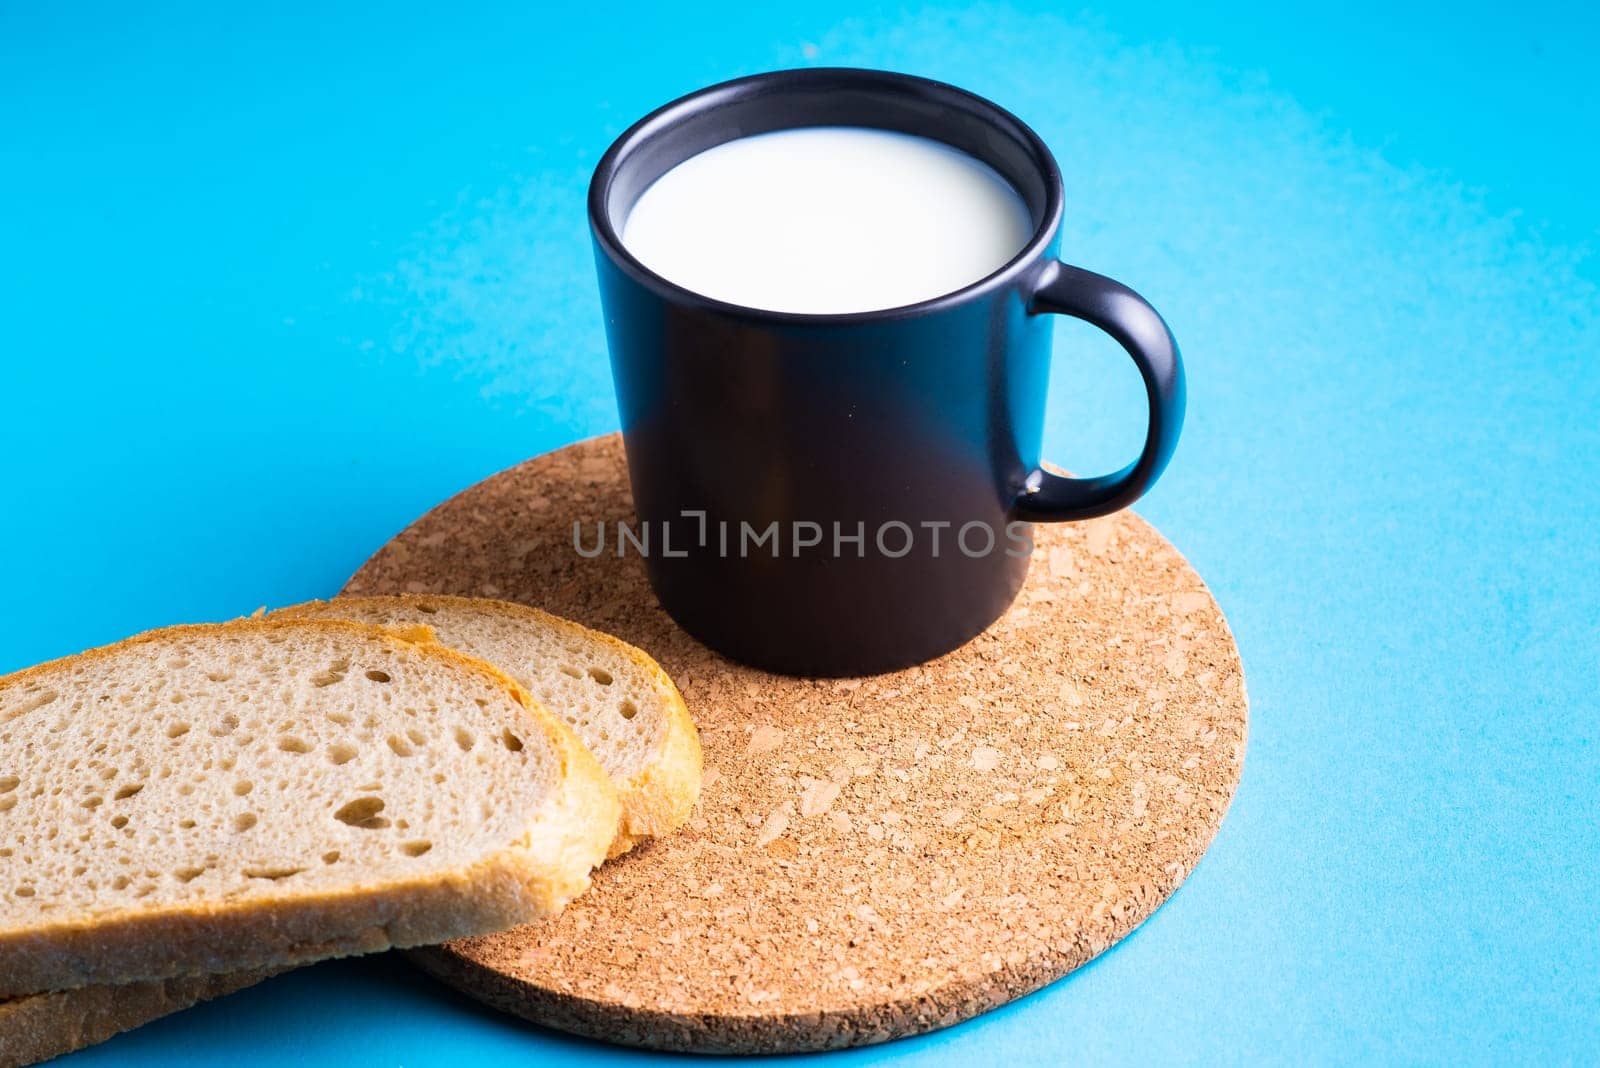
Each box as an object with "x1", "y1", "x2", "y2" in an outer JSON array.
[{"x1": 346, "y1": 434, "x2": 1248, "y2": 1053}]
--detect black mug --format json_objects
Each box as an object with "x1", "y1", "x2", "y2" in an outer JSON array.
[{"x1": 589, "y1": 68, "x2": 1184, "y2": 676}]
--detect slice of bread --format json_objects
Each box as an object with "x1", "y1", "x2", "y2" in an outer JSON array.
[
  {"x1": 0, "y1": 969, "x2": 277, "y2": 1068},
  {"x1": 273, "y1": 596, "x2": 700, "y2": 856},
  {"x1": 0, "y1": 618, "x2": 618, "y2": 999}
]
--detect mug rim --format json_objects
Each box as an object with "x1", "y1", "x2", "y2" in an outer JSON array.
[{"x1": 587, "y1": 67, "x2": 1065, "y2": 325}]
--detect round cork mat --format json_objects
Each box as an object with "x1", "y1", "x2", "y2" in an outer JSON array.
[{"x1": 345, "y1": 434, "x2": 1247, "y2": 1053}]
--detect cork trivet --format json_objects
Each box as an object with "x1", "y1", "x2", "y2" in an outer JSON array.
[{"x1": 344, "y1": 434, "x2": 1247, "y2": 1053}]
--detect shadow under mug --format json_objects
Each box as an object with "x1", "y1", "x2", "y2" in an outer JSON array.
[{"x1": 589, "y1": 68, "x2": 1185, "y2": 677}]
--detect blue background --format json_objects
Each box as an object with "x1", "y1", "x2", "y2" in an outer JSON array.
[{"x1": 3, "y1": 1, "x2": 1597, "y2": 1063}]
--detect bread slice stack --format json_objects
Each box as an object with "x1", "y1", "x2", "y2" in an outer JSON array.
[{"x1": 0, "y1": 598, "x2": 698, "y2": 1066}]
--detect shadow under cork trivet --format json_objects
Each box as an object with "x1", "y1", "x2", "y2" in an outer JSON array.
[{"x1": 344, "y1": 433, "x2": 1248, "y2": 1054}]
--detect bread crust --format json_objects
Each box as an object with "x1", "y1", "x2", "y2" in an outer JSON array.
[
  {"x1": 0, "y1": 969, "x2": 276, "y2": 1068},
  {"x1": 0, "y1": 619, "x2": 619, "y2": 1000},
  {"x1": 274, "y1": 596, "x2": 702, "y2": 856}
]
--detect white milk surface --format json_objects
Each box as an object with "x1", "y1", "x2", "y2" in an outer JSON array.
[{"x1": 620, "y1": 127, "x2": 1033, "y2": 314}]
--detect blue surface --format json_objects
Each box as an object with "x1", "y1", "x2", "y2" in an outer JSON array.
[{"x1": 3, "y1": 2, "x2": 1598, "y2": 1063}]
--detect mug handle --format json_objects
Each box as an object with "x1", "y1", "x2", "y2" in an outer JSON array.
[{"x1": 1013, "y1": 260, "x2": 1187, "y2": 522}]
